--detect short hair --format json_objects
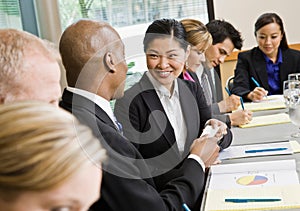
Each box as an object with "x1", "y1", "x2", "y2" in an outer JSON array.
[
  {"x1": 181, "y1": 18, "x2": 212, "y2": 52},
  {"x1": 0, "y1": 101, "x2": 106, "y2": 200},
  {"x1": 254, "y1": 12, "x2": 289, "y2": 50},
  {"x1": 206, "y1": 19, "x2": 243, "y2": 50},
  {"x1": 143, "y1": 18, "x2": 189, "y2": 52},
  {"x1": 0, "y1": 29, "x2": 57, "y2": 97},
  {"x1": 59, "y1": 19, "x2": 122, "y2": 87}
]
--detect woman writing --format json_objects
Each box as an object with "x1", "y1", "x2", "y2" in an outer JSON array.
[{"x1": 232, "y1": 12, "x2": 300, "y2": 101}]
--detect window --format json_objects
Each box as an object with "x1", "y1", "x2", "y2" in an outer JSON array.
[
  {"x1": 58, "y1": 0, "x2": 209, "y2": 30},
  {"x1": 0, "y1": 0, "x2": 22, "y2": 29}
]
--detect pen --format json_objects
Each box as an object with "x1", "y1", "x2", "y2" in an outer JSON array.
[
  {"x1": 251, "y1": 76, "x2": 268, "y2": 99},
  {"x1": 182, "y1": 203, "x2": 191, "y2": 211},
  {"x1": 245, "y1": 147, "x2": 288, "y2": 153},
  {"x1": 225, "y1": 87, "x2": 232, "y2": 96},
  {"x1": 251, "y1": 76, "x2": 261, "y2": 87},
  {"x1": 240, "y1": 97, "x2": 244, "y2": 110},
  {"x1": 225, "y1": 198, "x2": 281, "y2": 203}
]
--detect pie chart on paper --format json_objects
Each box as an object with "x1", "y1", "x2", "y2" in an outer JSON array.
[{"x1": 236, "y1": 175, "x2": 268, "y2": 186}]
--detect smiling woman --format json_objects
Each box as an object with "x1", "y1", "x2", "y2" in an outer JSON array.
[
  {"x1": 114, "y1": 18, "x2": 232, "y2": 194},
  {"x1": 0, "y1": 101, "x2": 106, "y2": 211}
]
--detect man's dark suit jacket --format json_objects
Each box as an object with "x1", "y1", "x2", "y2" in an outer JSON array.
[
  {"x1": 179, "y1": 70, "x2": 231, "y2": 127},
  {"x1": 232, "y1": 47, "x2": 300, "y2": 100},
  {"x1": 114, "y1": 73, "x2": 232, "y2": 186},
  {"x1": 60, "y1": 88, "x2": 206, "y2": 211}
]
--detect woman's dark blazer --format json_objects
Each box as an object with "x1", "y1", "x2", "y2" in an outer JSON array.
[
  {"x1": 114, "y1": 72, "x2": 232, "y2": 177},
  {"x1": 232, "y1": 47, "x2": 300, "y2": 100}
]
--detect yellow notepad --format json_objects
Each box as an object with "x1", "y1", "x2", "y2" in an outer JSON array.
[
  {"x1": 239, "y1": 113, "x2": 290, "y2": 128},
  {"x1": 237, "y1": 101, "x2": 286, "y2": 112},
  {"x1": 204, "y1": 185, "x2": 300, "y2": 211}
]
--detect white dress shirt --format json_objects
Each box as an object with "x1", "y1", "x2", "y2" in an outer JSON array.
[{"x1": 146, "y1": 72, "x2": 188, "y2": 154}]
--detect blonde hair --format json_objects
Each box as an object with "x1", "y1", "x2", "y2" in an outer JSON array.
[
  {"x1": 180, "y1": 19, "x2": 212, "y2": 52},
  {"x1": 0, "y1": 101, "x2": 106, "y2": 199},
  {"x1": 0, "y1": 29, "x2": 58, "y2": 100}
]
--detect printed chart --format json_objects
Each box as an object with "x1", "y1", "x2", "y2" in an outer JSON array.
[{"x1": 237, "y1": 175, "x2": 268, "y2": 186}]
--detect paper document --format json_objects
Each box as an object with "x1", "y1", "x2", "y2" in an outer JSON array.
[
  {"x1": 238, "y1": 113, "x2": 290, "y2": 128},
  {"x1": 204, "y1": 160, "x2": 300, "y2": 210},
  {"x1": 208, "y1": 159, "x2": 298, "y2": 190},
  {"x1": 290, "y1": 140, "x2": 300, "y2": 153},
  {"x1": 204, "y1": 185, "x2": 300, "y2": 211},
  {"x1": 219, "y1": 141, "x2": 293, "y2": 160}
]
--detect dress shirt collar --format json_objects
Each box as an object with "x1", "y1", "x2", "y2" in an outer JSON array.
[
  {"x1": 146, "y1": 71, "x2": 179, "y2": 99},
  {"x1": 263, "y1": 48, "x2": 283, "y2": 65},
  {"x1": 66, "y1": 87, "x2": 115, "y2": 123}
]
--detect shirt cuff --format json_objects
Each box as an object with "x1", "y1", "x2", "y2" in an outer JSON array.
[{"x1": 188, "y1": 154, "x2": 205, "y2": 172}]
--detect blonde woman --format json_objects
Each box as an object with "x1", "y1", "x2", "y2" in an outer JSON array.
[
  {"x1": 180, "y1": 19, "x2": 252, "y2": 127},
  {"x1": 0, "y1": 101, "x2": 106, "y2": 211}
]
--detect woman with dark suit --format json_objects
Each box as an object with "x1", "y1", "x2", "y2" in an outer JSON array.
[
  {"x1": 114, "y1": 19, "x2": 232, "y2": 189},
  {"x1": 232, "y1": 13, "x2": 300, "y2": 102}
]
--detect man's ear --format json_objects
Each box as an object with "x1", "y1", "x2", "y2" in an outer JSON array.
[{"x1": 104, "y1": 52, "x2": 116, "y2": 73}]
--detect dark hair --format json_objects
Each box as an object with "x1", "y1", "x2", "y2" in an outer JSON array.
[
  {"x1": 143, "y1": 18, "x2": 188, "y2": 52},
  {"x1": 254, "y1": 13, "x2": 289, "y2": 50},
  {"x1": 206, "y1": 19, "x2": 243, "y2": 50}
]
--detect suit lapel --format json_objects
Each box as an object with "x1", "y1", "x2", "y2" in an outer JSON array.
[
  {"x1": 138, "y1": 74, "x2": 180, "y2": 156},
  {"x1": 61, "y1": 89, "x2": 117, "y2": 132},
  {"x1": 178, "y1": 79, "x2": 200, "y2": 155}
]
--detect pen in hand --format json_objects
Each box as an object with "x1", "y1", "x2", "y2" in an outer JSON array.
[
  {"x1": 240, "y1": 97, "x2": 245, "y2": 110},
  {"x1": 251, "y1": 77, "x2": 261, "y2": 87},
  {"x1": 225, "y1": 87, "x2": 232, "y2": 96},
  {"x1": 182, "y1": 203, "x2": 191, "y2": 211},
  {"x1": 251, "y1": 77, "x2": 268, "y2": 99}
]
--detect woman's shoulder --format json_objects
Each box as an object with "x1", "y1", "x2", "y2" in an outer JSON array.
[{"x1": 283, "y1": 48, "x2": 300, "y2": 57}]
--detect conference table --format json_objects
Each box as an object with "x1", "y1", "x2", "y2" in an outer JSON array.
[{"x1": 200, "y1": 105, "x2": 300, "y2": 211}]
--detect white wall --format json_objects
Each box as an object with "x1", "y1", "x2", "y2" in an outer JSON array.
[{"x1": 213, "y1": 0, "x2": 300, "y2": 49}]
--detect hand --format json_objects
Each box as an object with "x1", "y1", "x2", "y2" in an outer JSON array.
[
  {"x1": 229, "y1": 110, "x2": 253, "y2": 126},
  {"x1": 247, "y1": 87, "x2": 268, "y2": 102},
  {"x1": 204, "y1": 119, "x2": 228, "y2": 140},
  {"x1": 218, "y1": 94, "x2": 241, "y2": 113},
  {"x1": 190, "y1": 135, "x2": 220, "y2": 168}
]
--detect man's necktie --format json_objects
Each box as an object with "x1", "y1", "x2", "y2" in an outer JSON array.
[
  {"x1": 201, "y1": 72, "x2": 213, "y2": 105},
  {"x1": 113, "y1": 116, "x2": 123, "y2": 135}
]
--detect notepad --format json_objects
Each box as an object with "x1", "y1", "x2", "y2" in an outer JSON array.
[
  {"x1": 235, "y1": 95, "x2": 286, "y2": 112},
  {"x1": 203, "y1": 160, "x2": 300, "y2": 211},
  {"x1": 238, "y1": 113, "x2": 290, "y2": 128},
  {"x1": 204, "y1": 185, "x2": 300, "y2": 211}
]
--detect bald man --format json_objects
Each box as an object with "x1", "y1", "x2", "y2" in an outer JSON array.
[
  {"x1": 0, "y1": 29, "x2": 61, "y2": 105},
  {"x1": 59, "y1": 19, "x2": 219, "y2": 211}
]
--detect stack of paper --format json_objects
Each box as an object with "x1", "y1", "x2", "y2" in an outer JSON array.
[{"x1": 203, "y1": 160, "x2": 300, "y2": 211}]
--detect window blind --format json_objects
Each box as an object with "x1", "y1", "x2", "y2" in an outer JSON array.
[{"x1": 0, "y1": 0, "x2": 22, "y2": 29}]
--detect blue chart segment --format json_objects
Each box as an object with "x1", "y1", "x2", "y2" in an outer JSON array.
[{"x1": 237, "y1": 175, "x2": 268, "y2": 186}]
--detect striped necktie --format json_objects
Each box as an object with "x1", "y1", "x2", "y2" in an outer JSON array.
[
  {"x1": 113, "y1": 116, "x2": 123, "y2": 135},
  {"x1": 201, "y1": 72, "x2": 213, "y2": 105}
]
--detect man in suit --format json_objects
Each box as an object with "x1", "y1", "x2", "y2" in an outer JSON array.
[
  {"x1": 59, "y1": 19, "x2": 220, "y2": 210},
  {"x1": 198, "y1": 20, "x2": 252, "y2": 126},
  {"x1": 0, "y1": 29, "x2": 61, "y2": 105}
]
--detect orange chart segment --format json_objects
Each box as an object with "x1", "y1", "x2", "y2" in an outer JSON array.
[{"x1": 237, "y1": 175, "x2": 268, "y2": 186}]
